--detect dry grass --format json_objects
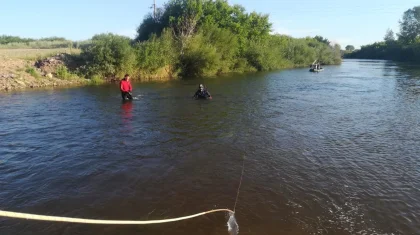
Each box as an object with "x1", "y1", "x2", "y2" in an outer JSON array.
[
  {"x1": 0, "y1": 48, "x2": 86, "y2": 91},
  {"x1": 0, "y1": 48, "x2": 81, "y2": 60}
]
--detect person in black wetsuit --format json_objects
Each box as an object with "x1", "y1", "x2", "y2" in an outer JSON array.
[{"x1": 193, "y1": 84, "x2": 212, "y2": 100}]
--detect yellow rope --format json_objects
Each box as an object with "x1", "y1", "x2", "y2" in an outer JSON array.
[{"x1": 0, "y1": 209, "x2": 234, "y2": 225}]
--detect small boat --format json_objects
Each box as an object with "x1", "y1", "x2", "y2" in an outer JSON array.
[
  {"x1": 309, "y1": 60, "x2": 323, "y2": 72},
  {"x1": 309, "y1": 68, "x2": 324, "y2": 72}
]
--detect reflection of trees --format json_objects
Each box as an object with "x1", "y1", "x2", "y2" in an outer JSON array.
[
  {"x1": 394, "y1": 62, "x2": 420, "y2": 78},
  {"x1": 382, "y1": 61, "x2": 398, "y2": 78},
  {"x1": 392, "y1": 62, "x2": 420, "y2": 99}
]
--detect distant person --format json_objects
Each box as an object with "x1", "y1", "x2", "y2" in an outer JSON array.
[
  {"x1": 120, "y1": 74, "x2": 133, "y2": 101},
  {"x1": 193, "y1": 84, "x2": 212, "y2": 100}
]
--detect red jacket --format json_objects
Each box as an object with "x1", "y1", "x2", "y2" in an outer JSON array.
[{"x1": 120, "y1": 79, "x2": 132, "y2": 92}]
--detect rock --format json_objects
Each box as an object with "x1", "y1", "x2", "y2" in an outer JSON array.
[{"x1": 46, "y1": 73, "x2": 53, "y2": 79}]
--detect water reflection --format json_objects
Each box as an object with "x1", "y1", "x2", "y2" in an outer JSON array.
[
  {"x1": 391, "y1": 62, "x2": 420, "y2": 101},
  {"x1": 121, "y1": 101, "x2": 133, "y2": 132}
]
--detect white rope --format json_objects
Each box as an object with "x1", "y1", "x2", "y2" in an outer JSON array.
[{"x1": 0, "y1": 209, "x2": 234, "y2": 225}]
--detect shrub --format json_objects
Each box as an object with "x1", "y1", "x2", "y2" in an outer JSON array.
[
  {"x1": 56, "y1": 65, "x2": 78, "y2": 80},
  {"x1": 80, "y1": 33, "x2": 136, "y2": 78},
  {"x1": 25, "y1": 67, "x2": 40, "y2": 79},
  {"x1": 179, "y1": 33, "x2": 220, "y2": 77},
  {"x1": 88, "y1": 75, "x2": 105, "y2": 85},
  {"x1": 135, "y1": 29, "x2": 178, "y2": 74}
]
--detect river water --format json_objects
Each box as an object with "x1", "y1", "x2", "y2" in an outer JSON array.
[{"x1": 1, "y1": 59, "x2": 419, "y2": 235}]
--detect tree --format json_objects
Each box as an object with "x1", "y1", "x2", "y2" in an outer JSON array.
[
  {"x1": 345, "y1": 45, "x2": 355, "y2": 51},
  {"x1": 398, "y1": 6, "x2": 420, "y2": 44},
  {"x1": 314, "y1": 35, "x2": 330, "y2": 45},
  {"x1": 135, "y1": 0, "x2": 271, "y2": 49},
  {"x1": 169, "y1": 0, "x2": 204, "y2": 54},
  {"x1": 131, "y1": 0, "x2": 341, "y2": 77},
  {"x1": 384, "y1": 28, "x2": 395, "y2": 42},
  {"x1": 81, "y1": 34, "x2": 136, "y2": 78}
]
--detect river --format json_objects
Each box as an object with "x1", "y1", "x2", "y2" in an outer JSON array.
[{"x1": 1, "y1": 59, "x2": 419, "y2": 235}]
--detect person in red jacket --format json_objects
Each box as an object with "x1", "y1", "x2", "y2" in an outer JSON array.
[{"x1": 120, "y1": 74, "x2": 133, "y2": 101}]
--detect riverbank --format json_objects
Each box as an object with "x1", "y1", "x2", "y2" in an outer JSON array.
[
  {"x1": 0, "y1": 48, "x2": 339, "y2": 92},
  {"x1": 0, "y1": 49, "x2": 87, "y2": 91},
  {"x1": 0, "y1": 54, "x2": 175, "y2": 92}
]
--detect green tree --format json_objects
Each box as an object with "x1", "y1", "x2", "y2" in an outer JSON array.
[
  {"x1": 169, "y1": 0, "x2": 204, "y2": 54},
  {"x1": 314, "y1": 35, "x2": 330, "y2": 45},
  {"x1": 398, "y1": 6, "x2": 420, "y2": 44},
  {"x1": 135, "y1": 11, "x2": 166, "y2": 42},
  {"x1": 384, "y1": 28, "x2": 395, "y2": 42},
  {"x1": 135, "y1": 0, "x2": 271, "y2": 50},
  {"x1": 81, "y1": 33, "x2": 136, "y2": 78},
  {"x1": 346, "y1": 6, "x2": 420, "y2": 63},
  {"x1": 135, "y1": 29, "x2": 178, "y2": 74},
  {"x1": 345, "y1": 45, "x2": 355, "y2": 51}
]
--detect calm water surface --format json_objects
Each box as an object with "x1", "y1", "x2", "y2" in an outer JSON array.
[{"x1": 1, "y1": 60, "x2": 419, "y2": 235}]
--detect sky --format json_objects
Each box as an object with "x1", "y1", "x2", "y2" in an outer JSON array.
[{"x1": 0, "y1": 0, "x2": 419, "y2": 48}]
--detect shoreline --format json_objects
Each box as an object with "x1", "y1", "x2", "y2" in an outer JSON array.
[
  {"x1": 0, "y1": 64, "x2": 339, "y2": 92},
  {"x1": 0, "y1": 50, "x2": 341, "y2": 92}
]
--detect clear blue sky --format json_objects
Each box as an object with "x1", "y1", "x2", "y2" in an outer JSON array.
[{"x1": 0, "y1": 0, "x2": 418, "y2": 48}]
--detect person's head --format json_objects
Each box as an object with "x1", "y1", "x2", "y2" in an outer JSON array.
[
  {"x1": 199, "y1": 84, "x2": 204, "y2": 91},
  {"x1": 124, "y1": 74, "x2": 130, "y2": 81}
]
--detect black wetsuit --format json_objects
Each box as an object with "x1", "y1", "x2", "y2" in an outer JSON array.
[
  {"x1": 121, "y1": 92, "x2": 133, "y2": 101},
  {"x1": 194, "y1": 89, "x2": 211, "y2": 99}
]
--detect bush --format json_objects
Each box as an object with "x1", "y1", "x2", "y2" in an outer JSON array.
[
  {"x1": 135, "y1": 29, "x2": 178, "y2": 74},
  {"x1": 80, "y1": 33, "x2": 136, "y2": 78},
  {"x1": 88, "y1": 75, "x2": 105, "y2": 85},
  {"x1": 179, "y1": 33, "x2": 221, "y2": 77},
  {"x1": 25, "y1": 67, "x2": 40, "y2": 79},
  {"x1": 56, "y1": 65, "x2": 78, "y2": 80},
  {"x1": 200, "y1": 25, "x2": 239, "y2": 73}
]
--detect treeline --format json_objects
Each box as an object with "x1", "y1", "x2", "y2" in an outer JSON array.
[
  {"x1": 78, "y1": 0, "x2": 341, "y2": 79},
  {"x1": 345, "y1": 6, "x2": 420, "y2": 62},
  {"x1": 0, "y1": 35, "x2": 91, "y2": 49},
  {"x1": 0, "y1": 35, "x2": 67, "y2": 44}
]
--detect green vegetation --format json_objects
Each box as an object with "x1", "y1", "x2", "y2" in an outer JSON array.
[
  {"x1": 0, "y1": 36, "x2": 67, "y2": 44},
  {"x1": 0, "y1": 35, "x2": 72, "y2": 49},
  {"x1": 79, "y1": 0, "x2": 341, "y2": 79},
  {"x1": 25, "y1": 67, "x2": 40, "y2": 79},
  {"x1": 0, "y1": 35, "x2": 92, "y2": 50},
  {"x1": 2, "y1": 0, "x2": 342, "y2": 85},
  {"x1": 345, "y1": 45, "x2": 355, "y2": 51},
  {"x1": 88, "y1": 75, "x2": 105, "y2": 85},
  {"x1": 346, "y1": 6, "x2": 420, "y2": 62},
  {"x1": 56, "y1": 65, "x2": 79, "y2": 80},
  {"x1": 78, "y1": 33, "x2": 136, "y2": 78}
]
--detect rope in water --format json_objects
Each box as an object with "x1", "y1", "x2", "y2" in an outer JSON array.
[
  {"x1": 233, "y1": 157, "x2": 245, "y2": 212},
  {"x1": 0, "y1": 157, "x2": 245, "y2": 226},
  {"x1": 0, "y1": 209, "x2": 234, "y2": 224}
]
